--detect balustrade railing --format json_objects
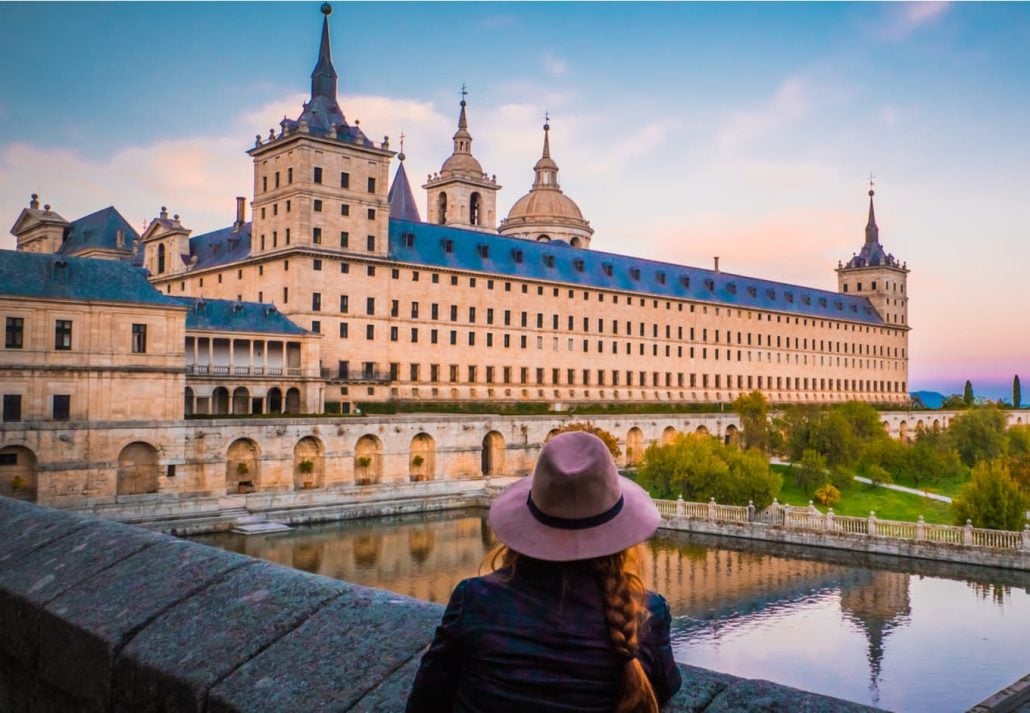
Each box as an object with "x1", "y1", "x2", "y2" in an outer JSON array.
[
  {"x1": 654, "y1": 496, "x2": 1030, "y2": 552},
  {"x1": 187, "y1": 364, "x2": 297, "y2": 377}
]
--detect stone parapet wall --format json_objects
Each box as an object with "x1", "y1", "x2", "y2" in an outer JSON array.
[{"x1": 0, "y1": 497, "x2": 884, "y2": 713}]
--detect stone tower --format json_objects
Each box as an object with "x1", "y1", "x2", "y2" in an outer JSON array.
[
  {"x1": 836, "y1": 188, "x2": 910, "y2": 328},
  {"x1": 10, "y1": 195, "x2": 69, "y2": 254},
  {"x1": 247, "y1": 3, "x2": 394, "y2": 258},
  {"x1": 498, "y1": 120, "x2": 594, "y2": 248},
  {"x1": 423, "y1": 94, "x2": 500, "y2": 231}
]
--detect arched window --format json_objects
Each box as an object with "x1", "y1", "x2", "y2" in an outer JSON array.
[
  {"x1": 157, "y1": 244, "x2": 166, "y2": 274},
  {"x1": 470, "y1": 192, "x2": 481, "y2": 226},
  {"x1": 537, "y1": 234, "x2": 550, "y2": 242},
  {"x1": 438, "y1": 193, "x2": 448, "y2": 224}
]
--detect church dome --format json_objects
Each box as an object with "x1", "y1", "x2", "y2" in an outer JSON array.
[
  {"x1": 440, "y1": 151, "x2": 484, "y2": 177},
  {"x1": 506, "y1": 188, "x2": 584, "y2": 223}
]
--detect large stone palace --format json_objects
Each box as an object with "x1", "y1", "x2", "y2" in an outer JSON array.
[{"x1": 0, "y1": 4, "x2": 916, "y2": 507}]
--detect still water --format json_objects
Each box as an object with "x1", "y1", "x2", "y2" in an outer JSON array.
[{"x1": 192, "y1": 511, "x2": 1030, "y2": 712}]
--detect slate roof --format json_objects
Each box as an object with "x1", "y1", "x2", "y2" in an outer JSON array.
[
  {"x1": 58, "y1": 206, "x2": 139, "y2": 256},
  {"x1": 172, "y1": 297, "x2": 309, "y2": 335},
  {"x1": 187, "y1": 223, "x2": 252, "y2": 271},
  {"x1": 388, "y1": 161, "x2": 421, "y2": 222},
  {"x1": 0, "y1": 250, "x2": 177, "y2": 307},
  {"x1": 388, "y1": 219, "x2": 885, "y2": 325}
]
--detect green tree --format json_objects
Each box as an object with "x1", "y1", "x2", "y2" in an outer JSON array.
[
  {"x1": 834, "y1": 401, "x2": 886, "y2": 442},
  {"x1": 552, "y1": 422, "x2": 621, "y2": 459},
  {"x1": 792, "y1": 449, "x2": 829, "y2": 496},
  {"x1": 963, "y1": 380, "x2": 975, "y2": 407},
  {"x1": 952, "y1": 459, "x2": 1030, "y2": 531},
  {"x1": 941, "y1": 394, "x2": 967, "y2": 410},
  {"x1": 1014, "y1": 375, "x2": 1022, "y2": 409},
  {"x1": 732, "y1": 390, "x2": 771, "y2": 452},
  {"x1": 947, "y1": 407, "x2": 1008, "y2": 467},
  {"x1": 635, "y1": 434, "x2": 781, "y2": 507}
]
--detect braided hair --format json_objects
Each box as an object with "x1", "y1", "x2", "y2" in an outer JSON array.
[{"x1": 487, "y1": 544, "x2": 659, "y2": 713}]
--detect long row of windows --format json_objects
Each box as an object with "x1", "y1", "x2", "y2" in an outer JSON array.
[
  {"x1": 4, "y1": 317, "x2": 146, "y2": 353},
  {"x1": 335, "y1": 360, "x2": 905, "y2": 394},
  {"x1": 260, "y1": 167, "x2": 377, "y2": 194},
  {"x1": 1, "y1": 394, "x2": 70, "y2": 422}
]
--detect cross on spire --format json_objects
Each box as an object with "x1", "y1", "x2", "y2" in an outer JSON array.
[
  {"x1": 461, "y1": 83, "x2": 468, "y2": 103},
  {"x1": 399, "y1": 132, "x2": 406, "y2": 153},
  {"x1": 868, "y1": 173, "x2": 876, "y2": 193}
]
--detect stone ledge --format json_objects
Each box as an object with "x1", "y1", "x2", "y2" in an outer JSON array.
[{"x1": 0, "y1": 498, "x2": 884, "y2": 713}]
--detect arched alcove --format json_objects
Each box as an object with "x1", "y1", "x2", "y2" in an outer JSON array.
[
  {"x1": 626, "y1": 427, "x2": 644, "y2": 465},
  {"x1": 184, "y1": 387, "x2": 194, "y2": 416},
  {"x1": 725, "y1": 424, "x2": 740, "y2": 446},
  {"x1": 438, "y1": 192, "x2": 448, "y2": 224},
  {"x1": 293, "y1": 436, "x2": 324, "y2": 490},
  {"x1": 212, "y1": 387, "x2": 230, "y2": 416},
  {"x1": 481, "y1": 431, "x2": 505, "y2": 476},
  {"x1": 355, "y1": 435, "x2": 383, "y2": 484},
  {"x1": 117, "y1": 442, "x2": 160, "y2": 496},
  {"x1": 661, "y1": 426, "x2": 678, "y2": 445},
  {"x1": 267, "y1": 387, "x2": 283, "y2": 414},
  {"x1": 899, "y1": 421, "x2": 909, "y2": 441},
  {"x1": 409, "y1": 433, "x2": 436, "y2": 482},
  {"x1": 232, "y1": 387, "x2": 250, "y2": 415},
  {"x1": 285, "y1": 388, "x2": 301, "y2": 414},
  {"x1": 226, "y1": 438, "x2": 260, "y2": 493},
  {"x1": 695, "y1": 425, "x2": 710, "y2": 436},
  {"x1": 0, "y1": 445, "x2": 38, "y2": 501}
]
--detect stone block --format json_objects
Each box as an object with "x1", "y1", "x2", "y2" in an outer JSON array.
[
  {"x1": 0, "y1": 498, "x2": 90, "y2": 566},
  {"x1": 705, "y1": 677, "x2": 885, "y2": 712},
  {"x1": 346, "y1": 655, "x2": 423, "y2": 713},
  {"x1": 664, "y1": 664, "x2": 735, "y2": 712},
  {"x1": 112, "y1": 561, "x2": 351, "y2": 713},
  {"x1": 208, "y1": 587, "x2": 440, "y2": 713},
  {"x1": 0, "y1": 519, "x2": 161, "y2": 667},
  {"x1": 38, "y1": 538, "x2": 250, "y2": 710}
]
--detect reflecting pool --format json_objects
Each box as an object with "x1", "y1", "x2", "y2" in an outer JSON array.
[{"x1": 192, "y1": 511, "x2": 1030, "y2": 712}]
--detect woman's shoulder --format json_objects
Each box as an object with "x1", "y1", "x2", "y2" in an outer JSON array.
[{"x1": 644, "y1": 589, "x2": 671, "y2": 619}]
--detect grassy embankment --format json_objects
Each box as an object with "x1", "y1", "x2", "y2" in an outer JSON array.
[{"x1": 771, "y1": 464, "x2": 955, "y2": 525}]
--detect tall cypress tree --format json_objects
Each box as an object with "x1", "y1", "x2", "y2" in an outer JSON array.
[
  {"x1": 963, "y1": 380, "x2": 974, "y2": 407},
  {"x1": 1014, "y1": 375, "x2": 1022, "y2": 409}
]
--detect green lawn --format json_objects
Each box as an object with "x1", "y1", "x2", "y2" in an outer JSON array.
[
  {"x1": 771, "y1": 464, "x2": 954, "y2": 525},
  {"x1": 886, "y1": 469, "x2": 968, "y2": 499}
]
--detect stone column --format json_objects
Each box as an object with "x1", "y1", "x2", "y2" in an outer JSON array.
[
  {"x1": 747, "y1": 500, "x2": 755, "y2": 523},
  {"x1": 676, "y1": 495, "x2": 685, "y2": 518},
  {"x1": 868, "y1": 511, "x2": 877, "y2": 536},
  {"x1": 1023, "y1": 524, "x2": 1030, "y2": 550},
  {"x1": 963, "y1": 520, "x2": 973, "y2": 546},
  {"x1": 707, "y1": 497, "x2": 716, "y2": 520},
  {"x1": 916, "y1": 516, "x2": 926, "y2": 541},
  {"x1": 825, "y1": 508, "x2": 834, "y2": 531}
]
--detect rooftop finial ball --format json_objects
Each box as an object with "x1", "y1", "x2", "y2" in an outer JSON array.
[{"x1": 321, "y1": 3, "x2": 332, "y2": 16}]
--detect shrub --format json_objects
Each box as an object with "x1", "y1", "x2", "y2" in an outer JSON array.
[
  {"x1": 814, "y1": 483, "x2": 841, "y2": 508},
  {"x1": 298, "y1": 459, "x2": 315, "y2": 474},
  {"x1": 411, "y1": 455, "x2": 425, "y2": 468},
  {"x1": 953, "y1": 459, "x2": 1030, "y2": 531},
  {"x1": 235, "y1": 462, "x2": 250, "y2": 476},
  {"x1": 355, "y1": 456, "x2": 371, "y2": 469},
  {"x1": 551, "y1": 422, "x2": 621, "y2": 458}
]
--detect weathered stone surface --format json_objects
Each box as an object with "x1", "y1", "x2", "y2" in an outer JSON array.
[
  {"x1": 38, "y1": 538, "x2": 250, "y2": 710},
  {"x1": 112, "y1": 561, "x2": 351, "y2": 713},
  {"x1": 0, "y1": 518, "x2": 161, "y2": 668},
  {"x1": 664, "y1": 664, "x2": 736, "y2": 712},
  {"x1": 208, "y1": 585, "x2": 440, "y2": 713},
  {"x1": 0, "y1": 498, "x2": 90, "y2": 565},
  {"x1": 704, "y1": 677, "x2": 885, "y2": 712},
  {"x1": 347, "y1": 656, "x2": 424, "y2": 713}
]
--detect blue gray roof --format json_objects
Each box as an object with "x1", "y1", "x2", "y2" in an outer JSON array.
[
  {"x1": 188, "y1": 223, "x2": 252, "y2": 271},
  {"x1": 388, "y1": 161, "x2": 421, "y2": 222},
  {"x1": 173, "y1": 297, "x2": 309, "y2": 335},
  {"x1": 388, "y1": 220, "x2": 885, "y2": 325},
  {"x1": 58, "y1": 206, "x2": 139, "y2": 257},
  {"x1": 0, "y1": 249, "x2": 177, "y2": 307}
]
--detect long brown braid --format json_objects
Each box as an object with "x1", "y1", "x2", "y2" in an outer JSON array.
[{"x1": 485, "y1": 544, "x2": 659, "y2": 713}]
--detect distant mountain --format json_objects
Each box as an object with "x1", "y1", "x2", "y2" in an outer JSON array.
[{"x1": 911, "y1": 391, "x2": 946, "y2": 409}]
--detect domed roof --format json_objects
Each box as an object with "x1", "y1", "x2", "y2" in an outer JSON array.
[
  {"x1": 506, "y1": 189, "x2": 584, "y2": 222},
  {"x1": 441, "y1": 151, "x2": 484, "y2": 177}
]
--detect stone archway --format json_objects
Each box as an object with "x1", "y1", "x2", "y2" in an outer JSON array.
[
  {"x1": 882, "y1": 421, "x2": 891, "y2": 436},
  {"x1": 899, "y1": 421, "x2": 909, "y2": 441},
  {"x1": 725, "y1": 424, "x2": 740, "y2": 446},
  {"x1": 661, "y1": 426, "x2": 678, "y2": 445},
  {"x1": 267, "y1": 388, "x2": 283, "y2": 414},
  {"x1": 0, "y1": 445, "x2": 38, "y2": 501},
  {"x1": 117, "y1": 442, "x2": 161, "y2": 496},
  {"x1": 355, "y1": 435, "x2": 383, "y2": 484},
  {"x1": 293, "y1": 436, "x2": 324, "y2": 490},
  {"x1": 226, "y1": 438, "x2": 260, "y2": 494},
  {"x1": 481, "y1": 431, "x2": 505, "y2": 476},
  {"x1": 544, "y1": 429, "x2": 561, "y2": 443},
  {"x1": 932, "y1": 419, "x2": 941, "y2": 432},
  {"x1": 409, "y1": 433, "x2": 436, "y2": 482},
  {"x1": 285, "y1": 388, "x2": 301, "y2": 414},
  {"x1": 626, "y1": 427, "x2": 644, "y2": 465},
  {"x1": 212, "y1": 387, "x2": 230, "y2": 415},
  {"x1": 695, "y1": 425, "x2": 710, "y2": 436},
  {"x1": 232, "y1": 387, "x2": 250, "y2": 415}
]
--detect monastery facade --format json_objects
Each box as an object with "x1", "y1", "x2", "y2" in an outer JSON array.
[{"x1": 5, "y1": 3, "x2": 909, "y2": 422}]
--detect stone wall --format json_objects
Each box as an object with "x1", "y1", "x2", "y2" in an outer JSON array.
[{"x1": 0, "y1": 497, "x2": 884, "y2": 713}]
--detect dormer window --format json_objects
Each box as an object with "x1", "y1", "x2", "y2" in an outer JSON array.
[
  {"x1": 785, "y1": 292, "x2": 794, "y2": 304},
  {"x1": 442, "y1": 239, "x2": 454, "y2": 254},
  {"x1": 818, "y1": 297, "x2": 828, "y2": 307},
  {"x1": 747, "y1": 286, "x2": 757, "y2": 297},
  {"x1": 766, "y1": 288, "x2": 776, "y2": 300},
  {"x1": 543, "y1": 254, "x2": 555, "y2": 268},
  {"x1": 603, "y1": 263, "x2": 614, "y2": 277},
  {"x1": 834, "y1": 300, "x2": 843, "y2": 311},
  {"x1": 726, "y1": 282, "x2": 736, "y2": 295},
  {"x1": 630, "y1": 268, "x2": 641, "y2": 281},
  {"x1": 574, "y1": 259, "x2": 585, "y2": 272},
  {"x1": 656, "y1": 271, "x2": 666, "y2": 285},
  {"x1": 802, "y1": 295, "x2": 812, "y2": 305},
  {"x1": 678, "y1": 275, "x2": 690, "y2": 288},
  {"x1": 850, "y1": 304, "x2": 858, "y2": 313},
  {"x1": 704, "y1": 278, "x2": 715, "y2": 291},
  {"x1": 512, "y1": 249, "x2": 524, "y2": 264},
  {"x1": 402, "y1": 232, "x2": 415, "y2": 248},
  {"x1": 477, "y1": 244, "x2": 490, "y2": 259}
]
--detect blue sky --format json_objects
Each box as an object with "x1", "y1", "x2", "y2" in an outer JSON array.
[{"x1": 1, "y1": 2, "x2": 1029, "y2": 400}]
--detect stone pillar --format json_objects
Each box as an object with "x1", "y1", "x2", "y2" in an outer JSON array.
[
  {"x1": 868, "y1": 511, "x2": 877, "y2": 536},
  {"x1": 707, "y1": 497, "x2": 716, "y2": 520},
  {"x1": 747, "y1": 500, "x2": 755, "y2": 523},
  {"x1": 825, "y1": 508, "x2": 834, "y2": 531},
  {"x1": 1023, "y1": 524, "x2": 1030, "y2": 550},
  {"x1": 676, "y1": 495, "x2": 685, "y2": 518},
  {"x1": 916, "y1": 515, "x2": 926, "y2": 541},
  {"x1": 963, "y1": 519, "x2": 973, "y2": 546}
]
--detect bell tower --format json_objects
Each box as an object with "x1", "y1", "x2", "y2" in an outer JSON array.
[{"x1": 424, "y1": 89, "x2": 500, "y2": 232}]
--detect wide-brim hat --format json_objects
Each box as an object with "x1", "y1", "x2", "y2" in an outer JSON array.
[{"x1": 488, "y1": 431, "x2": 661, "y2": 562}]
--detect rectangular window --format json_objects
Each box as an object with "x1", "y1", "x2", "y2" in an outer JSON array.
[
  {"x1": 313, "y1": 166, "x2": 323, "y2": 183},
  {"x1": 311, "y1": 320, "x2": 321, "y2": 333},
  {"x1": 6, "y1": 317, "x2": 24, "y2": 349},
  {"x1": 131, "y1": 323, "x2": 147, "y2": 353},
  {"x1": 390, "y1": 326, "x2": 399, "y2": 342},
  {"x1": 366, "y1": 324, "x2": 375, "y2": 340},
  {"x1": 367, "y1": 208, "x2": 376, "y2": 220},
  {"x1": 2, "y1": 394, "x2": 21, "y2": 422},
  {"x1": 340, "y1": 295, "x2": 349, "y2": 313},
  {"x1": 55, "y1": 320, "x2": 72, "y2": 350},
  {"x1": 312, "y1": 293, "x2": 322, "y2": 311},
  {"x1": 410, "y1": 363, "x2": 420, "y2": 381},
  {"x1": 339, "y1": 322, "x2": 349, "y2": 338},
  {"x1": 368, "y1": 176, "x2": 376, "y2": 193},
  {"x1": 341, "y1": 203, "x2": 350, "y2": 216},
  {"x1": 341, "y1": 172, "x2": 350, "y2": 188},
  {"x1": 366, "y1": 297, "x2": 375, "y2": 315},
  {"x1": 314, "y1": 199, "x2": 323, "y2": 212},
  {"x1": 283, "y1": 287, "x2": 289, "y2": 303},
  {"x1": 313, "y1": 227, "x2": 322, "y2": 244},
  {"x1": 367, "y1": 235, "x2": 376, "y2": 251},
  {"x1": 340, "y1": 231, "x2": 349, "y2": 248}
]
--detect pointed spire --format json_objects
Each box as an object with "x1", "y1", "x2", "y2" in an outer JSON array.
[
  {"x1": 458, "y1": 84, "x2": 469, "y2": 130},
  {"x1": 311, "y1": 3, "x2": 338, "y2": 101},
  {"x1": 532, "y1": 115, "x2": 560, "y2": 189},
  {"x1": 452, "y1": 86, "x2": 473, "y2": 155},
  {"x1": 542, "y1": 112, "x2": 551, "y2": 159},
  {"x1": 865, "y1": 189, "x2": 879, "y2": 245},
  {"x1": 389, "y1": 150, "x2": 422, "y2": 223}
]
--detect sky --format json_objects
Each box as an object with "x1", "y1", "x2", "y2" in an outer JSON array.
[{"x1": 1, "y1": 2, "x2": 1028, "y2": 400}]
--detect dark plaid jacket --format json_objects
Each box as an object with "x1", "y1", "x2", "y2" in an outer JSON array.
[{"x1": 405, "y1": 559, "x2": 681, "y2": 713}]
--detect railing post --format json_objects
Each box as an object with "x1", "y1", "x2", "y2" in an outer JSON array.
[
  {"x1": 916, "y1": 516, "x2": 926, "y2": 541},
  {"x1": 1023, "y1": 524, "x2": 1030, "y2": 551},
  {"x1": 707, "y1": 497, "x2": 716, "y2": 521},
  {"x1": 676, "y1": 495, "x2": 685, "y2": 518},
  {"x1": 825, "y1": 508, "x2": 834, "y2": 531},
  {"x1": 868, "y1": 511, "x2": 877, "y2": 536},
  {"x1": 963, "y1": 519, "x2": 974, "y2": 546},
  {"x1": 808, "y1": 500, "x2": 817, "y2": 514},
  {"x1": 747, "y1": 500, "x2": 755, "y2": 523}
]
